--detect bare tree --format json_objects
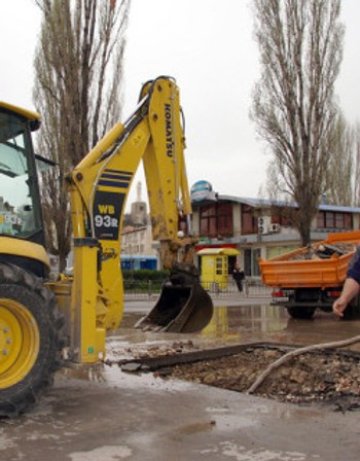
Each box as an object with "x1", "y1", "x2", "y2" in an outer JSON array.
[
  {"x1": 352, "y1": 123, "x2": 360, "y2": 206},
  {"x1": 33, "y1": 0, "x2": 130, "y2": 271},
  {"x1": 267, "y1": 112, "x2": 356, "y2": 207},
  {"x1": 324, "y1": 112, "x2": 354, "y2": 205},
  {"x1": 263, "y1": 157, "x2": 288, "y2": 201},
  {"x1": 251, "y1": 0, "x2": 344, "y2": 245}
]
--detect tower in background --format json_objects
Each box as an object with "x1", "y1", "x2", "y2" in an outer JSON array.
[{"x1": 130, "y1": 182, "x2": 147, "y2": 226}]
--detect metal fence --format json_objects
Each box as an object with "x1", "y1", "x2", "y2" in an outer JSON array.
[
  {"x1": 201, "y1": 279, "x2": 272, "y2": 297},
  {"x1": 124, "y1": 277, "x2": 272, "y2": 300}
]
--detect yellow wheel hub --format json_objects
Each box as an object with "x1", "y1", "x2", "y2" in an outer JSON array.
[{"x1": 0, "y1": 299, "x2": 40, "y2": 389}]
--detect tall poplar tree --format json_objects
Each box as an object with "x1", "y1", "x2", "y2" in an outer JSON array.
[
  {"x1": 251, "y1": 0, "x2": 344, "y2": 245},
  {"x1": 33, "y1": 0, "x2": 130, "y2": 270}
]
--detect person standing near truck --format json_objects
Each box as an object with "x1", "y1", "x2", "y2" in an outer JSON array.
[{"x1": 333, "y1": 247, "x2": 360, "y2": 317}]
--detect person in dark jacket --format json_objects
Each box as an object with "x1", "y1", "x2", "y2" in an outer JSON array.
[
  {"x1": 232, "y1": 264, "x2": 245, "y2": 292},
  {"x1": 333, "y1": 247, "x2": 360, "y2": 317}
]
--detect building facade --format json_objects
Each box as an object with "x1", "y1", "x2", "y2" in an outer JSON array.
[
  {"x1": 121, "y1": 180, "x2": 360, "y2": 276},
  {"x1": 191, "y1": 189, "x2": 360, "y2": 278}
]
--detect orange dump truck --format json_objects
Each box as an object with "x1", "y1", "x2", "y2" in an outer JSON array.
[{"x1": 259, "y1": 231, "x2": 360, "y2": 319}]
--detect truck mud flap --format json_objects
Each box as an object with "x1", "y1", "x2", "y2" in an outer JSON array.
[{"x1": 134, "y1": 281, "x2": 213, "y2": 333}]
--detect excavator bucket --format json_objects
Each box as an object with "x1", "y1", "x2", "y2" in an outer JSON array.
[{"x1": 134, "y1": 267, "x2": 213, "y2": 333}]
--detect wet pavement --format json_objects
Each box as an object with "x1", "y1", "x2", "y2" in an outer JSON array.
[
  {"x1": 2, "y1": 295, "x2": 360, "y2": 461},
  {"x1": 121, "y1": 294, "x2": 360, "y2": 353}
]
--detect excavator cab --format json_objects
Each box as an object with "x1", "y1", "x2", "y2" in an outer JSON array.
[
  {"x1": 0, "y1": 105, "x2": 44, "y2": 246},
  {"x1": 0, "y1": 103, "x2": 52, "y2": 278}
]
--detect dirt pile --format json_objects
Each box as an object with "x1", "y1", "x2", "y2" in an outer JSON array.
[
  {"x1": 113, "y1": 340, "x2": 360, "y2": 411},
  {"x1": 168, "y1": 346, "x2": 360, "y2": 411}
]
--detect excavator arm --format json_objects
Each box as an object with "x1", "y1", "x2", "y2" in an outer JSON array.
[{"x1": 62, "y1": 76, "x2": 213, "y2": 362}]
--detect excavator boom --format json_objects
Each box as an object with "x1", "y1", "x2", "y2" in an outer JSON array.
[{"x1": 61, "y1": 76, "x2": 213, "y2": 361}]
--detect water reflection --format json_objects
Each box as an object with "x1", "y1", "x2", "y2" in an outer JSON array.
[
  {"x1": 119, "y1": 301, "x2": 360, "y2": 351},
  {"x1": 199, "y1": 303, "x2": 360, "y2": 350},
  {"x1": 201, "y1": 304, "x2": 288, "y2": 342}
]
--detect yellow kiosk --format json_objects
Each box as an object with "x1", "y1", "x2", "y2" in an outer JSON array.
[{"x1": 197, "y1": 247, "x2": 240, "y2": 291}]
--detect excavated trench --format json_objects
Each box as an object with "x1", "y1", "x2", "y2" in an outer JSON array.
[{"x1": 110, "y1": 342, "x2": 360, "y2": 412}]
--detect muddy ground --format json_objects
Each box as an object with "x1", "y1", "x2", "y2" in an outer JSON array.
[
  {"x1": 115, "y1": 340, "x2": 360, "y2": 412},
  {"x1": 3, "y1": 301, "x2": 360, "y2": 461}
]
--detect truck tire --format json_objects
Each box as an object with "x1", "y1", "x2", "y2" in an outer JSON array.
[
  {"x1": 286, "y1": 305, "x2": 316, "y2": 319},
  {"x1": 0, "y1": 263, "x2": 64, "y2": 417}
]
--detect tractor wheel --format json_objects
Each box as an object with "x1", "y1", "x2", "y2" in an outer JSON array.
[{"x1": 0, "y1": 263, "x2": 64, "y2": 417}]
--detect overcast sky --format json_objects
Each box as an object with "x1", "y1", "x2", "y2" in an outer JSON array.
[{"x1": 0, "y1": 0, "x2": 359, "y2": 206}]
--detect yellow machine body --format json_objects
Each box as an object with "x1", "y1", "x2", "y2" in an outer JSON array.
[
  {"x1": 0, "y1": 238, "x2": 49, "y2": 268},
  {"x1": 0, "y1": 77, "x2": 213, "y2": 417},
  {"x1": 51, "y1": 77, "x2": 211, "y2": 362}
]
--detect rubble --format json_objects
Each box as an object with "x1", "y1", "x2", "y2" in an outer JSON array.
[
  {"x1": 106, "y1": 339, "x2": 199, "y2": 363},
  {"x1": 112, "y1": 344, "x2": 358, "y2": 411},
  {"x1": 168, "y1": 347, "x2": 360, "y2": 410}
]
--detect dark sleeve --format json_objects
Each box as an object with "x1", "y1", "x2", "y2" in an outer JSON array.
[{"x1": 347, "y1": 247, "x2": 360, "y2": 283}]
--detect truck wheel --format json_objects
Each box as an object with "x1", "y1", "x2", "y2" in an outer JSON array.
[
  {"x1": 286, "y1": 306, "x2": 316, "y2": 319},
  {"x1": 0, "y1": 263, "x2": 64, "y2": 417}
]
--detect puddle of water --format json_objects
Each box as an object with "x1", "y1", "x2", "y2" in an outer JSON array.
[
  {"x1": 205, "y1": 398, "x2": 323, "y2": 430},
  {"x1": 120, "y1": 304, "x2": 288, "y2": 343},
  {"x1": 69, "y1": 445, "x2": 132, "y2": 461},
  {"x1": 201, "y1": 304, "x2": 288, "y2": 340},
  {"x1": 212, "y1": 441, "x2": 320, "y2": 461},
  {"x1": 114, "y1": 303, "x2": 360, "y2": 360}
]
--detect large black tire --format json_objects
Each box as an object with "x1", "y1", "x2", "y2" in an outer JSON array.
[
  {"x1": 0, "y1": 263, "x2": 64, "y2": 417},
  {"x1": 286, "y1": 305, "x2": 316, "y2": 319}
]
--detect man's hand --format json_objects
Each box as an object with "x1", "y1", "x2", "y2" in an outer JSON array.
[{"x1": 332, "y1": 277, "x2": 360, "y2": 318}]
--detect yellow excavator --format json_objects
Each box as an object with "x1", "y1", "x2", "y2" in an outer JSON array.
[{"x1": 0, "y1": 76, "x2": 213, "y2": 416}]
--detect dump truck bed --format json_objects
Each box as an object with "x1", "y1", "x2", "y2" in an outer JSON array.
[{"x1": 259, "y1": 231, "x2": 360, "y2": 289}]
